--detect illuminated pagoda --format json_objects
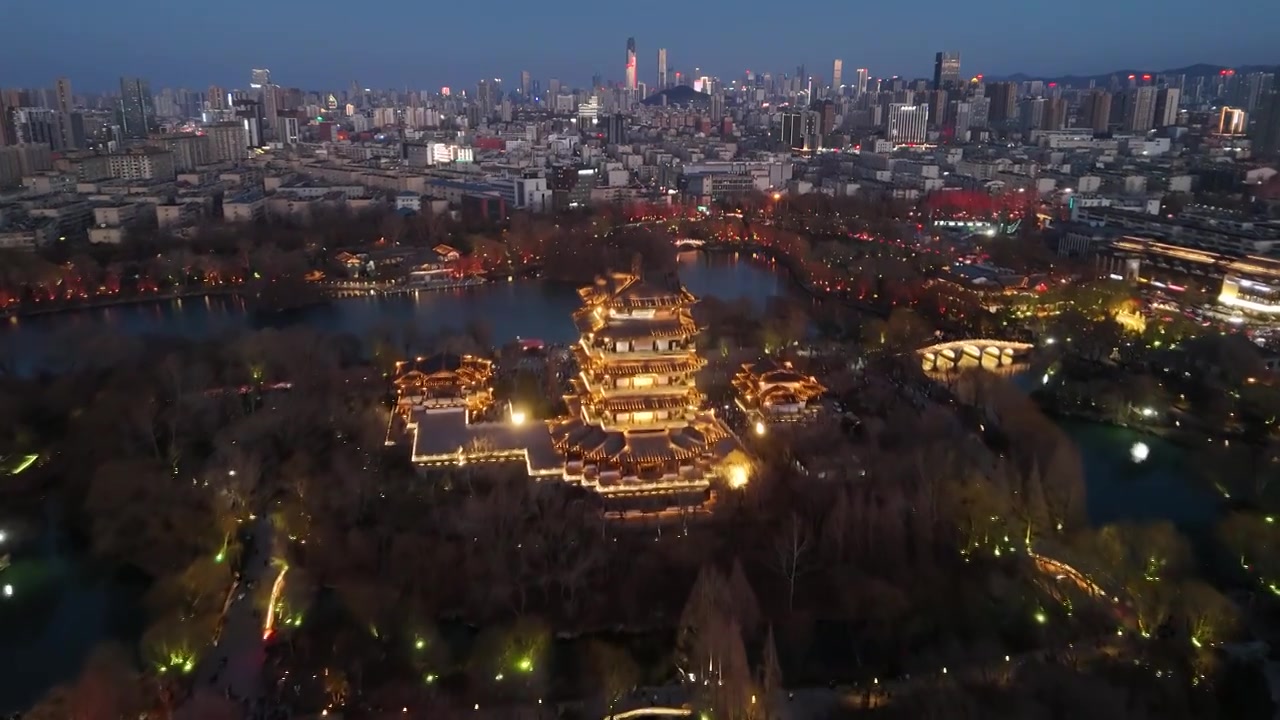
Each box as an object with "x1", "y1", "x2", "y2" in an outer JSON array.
[
  {"x1": 547, "y1": 269, "x2": 744, "y2": 505},
  {"x1": 732, "y1": 359, "x2": 826, "y2": 429}
]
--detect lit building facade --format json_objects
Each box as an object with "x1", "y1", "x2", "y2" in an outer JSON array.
[
  {"x1": 732, "y1": 359, "x2": 826, "y2": 427},
  {"x1": 547, "y1": 271, "x2": 743, "y2": 502}
]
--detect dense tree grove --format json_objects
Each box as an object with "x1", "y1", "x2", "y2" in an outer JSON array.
[{"x1": 2, "y1": 198, "x2": 1277, "y2": 718}]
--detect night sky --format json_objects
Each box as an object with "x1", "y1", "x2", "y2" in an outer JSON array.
[{"x1": 4, "y1": 0, "x2": 1277, "y2": 91}]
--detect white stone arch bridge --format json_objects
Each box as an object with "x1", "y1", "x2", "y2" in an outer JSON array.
[{"x1": 917, "y1": 339, "x2": 1034, "y2": 371}]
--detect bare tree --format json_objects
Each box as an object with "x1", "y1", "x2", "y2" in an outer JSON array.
[{"x1": 772, "y1": 512, "x2": 814, "y2": 612}]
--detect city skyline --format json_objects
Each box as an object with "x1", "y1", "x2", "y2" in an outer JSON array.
[{"x1": 3, "y1": 0, "x2": 1279, "y2": 91}]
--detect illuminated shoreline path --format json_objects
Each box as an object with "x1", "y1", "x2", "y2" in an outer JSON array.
[{"x1": 389, "y1": 269, "x2": 745, "y2": 509}]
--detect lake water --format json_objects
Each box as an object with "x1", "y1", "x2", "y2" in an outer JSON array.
[{"x1": 0, "y1": 250, "x2": 1211, "y2": 712}]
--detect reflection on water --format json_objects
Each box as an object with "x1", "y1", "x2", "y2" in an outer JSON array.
[{"x1": 1, "y1": 253, "x2": 790, "y2": 368}]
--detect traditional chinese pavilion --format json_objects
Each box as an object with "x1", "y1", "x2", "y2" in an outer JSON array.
[
  {"x1": 392, "y1": 354, "x2": 495, "y2": 420},
  {"x1": 547, "y1": 270, "x2": 743, "y2": 504},
  {"x1": 732, "y1": 359, "x2": 826, "y2": 426}
]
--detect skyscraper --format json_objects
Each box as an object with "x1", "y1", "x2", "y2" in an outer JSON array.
[
  {"x1": 854, "y1": 68, "x2": 869, "y2": 97},
  {"x1": 933, "y1": 52, "x2": 961, "y2": 89},
  {"x1": 250, "y1": 69, "x2": 270, "y2": 89},
  {"x1": 658, "y1": 48, "x2": 668, "y2": 90},
  {"x1": 520, "y1": 70, "x2": 531, "y2": 99},
  {"x1": 625, "y1": 37, "x2": 637, "y2": 91},
  {"x1": 119, "y1": 76, "x2": 155, "y2": 138},
  {"x1": 832, "y1": 59, "x2": 843, "y2": 92}
]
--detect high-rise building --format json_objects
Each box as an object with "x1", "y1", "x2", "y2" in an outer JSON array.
[
  {"x1": 208, "y1": 86, "x2": 226, "y2": 112},
  {"x1": 1216, "y1": 107, "x2": 1247, "y2": 135},
  {"x1": 119, "y1": 76, "x2": 156, "y2": 138},
  {"x1": 933, "y1": 52, "x2": 961, "y2": 89},
  {"x1": 948, "y1": 100, "x2": 973, "y2": 141},
  {"x1": 887, "y1": 103, "x2": 928, "y2": 145},
  {"x1": 1019, "y1": 98, "x2": 1046, "y2": 132},
  {"x1": 1125, "y1": 86, "x2": 1157, "y2": 133},
  {"x1": 250, "y1": 69, "x2": 270, "y2": 89},
  {"x1": 203, "y1": 122, "x2": 248, "y2": 162},
  {"x1": 11, "y1": 108, "x2": 62, "y2": 149},
  {"x1": 1080, "y1": 90, "x2": 1112, "y2": 133},
  {"x1": 779, "y1": 112, "x2": 805, "y2": 150},
  {"x1": 832, "y1": 59, "x2": 843, "y2": 92},
  {"x1": 986, "y1": 82, "x2": 1016, "y2": 124},
  {"x1": 625, "y1": 37, "x2": 637, "y2": 91},
  {"x1": 1253, "y1": 91, "x2": 1280, "y2": 157},
  {"x1": 233, "y1": 99, "x2": 265, "y2": 147},
  {"x1": 54, "y1": 77, "x2": 72, "y2": 114},
  {"x1": 1154, "y1": 87, "x2": 1180, "y2": 128},
  {"x1": 520, "y1": 70, "x2": 531, "y2": 99},
  {"x1": 53, "y1": 77, "x2": 80, "y2": 150},
  {"x1": 658, "y1": 48, "x2": 668, "y2": 90}
]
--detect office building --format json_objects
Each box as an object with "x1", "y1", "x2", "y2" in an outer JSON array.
[
  {"x1": 520, "y1": 70, "x2": 531, "y2": 99},
  {"x1": 934, "y1": 52, "x2": 961, "y2": 89},
  {"x1": 119, "y1": 76, "x2": 155, "y2": 138},
  {"x1": 1019, "y1": 98, "x2": 1046, "y2": 132},
  {"x1": 204, "y1": 122, "x2": 247, "y2": 162},
  {"x1": 887, "y1": 103, "x2": 928, "y2": 145},
  {"x1": 832, "y1": 59, "x2": 843, "y2": 92},
  {"x1": 625, "y1": 37, "x2": 637, "y2": 91},
  {"x1": 250, "y1": 69, "x2": 270, "y2": 89},
  {"x1": 854, "y1": 68, "x2": 869, "y2": 97},
  {"x1": 658, "y1": 48, "x2": 668, "y2": 90}
]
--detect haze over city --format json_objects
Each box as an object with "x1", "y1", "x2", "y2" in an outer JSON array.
[{"x1": 4, "y1": 0, "x2": 1280, "y2": 89}]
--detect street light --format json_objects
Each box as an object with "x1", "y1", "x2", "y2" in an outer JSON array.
[{"x1": 754, "y1": 421, "x2": 766, "y2": 436}]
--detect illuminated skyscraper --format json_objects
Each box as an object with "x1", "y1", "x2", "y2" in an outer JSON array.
[
  {"x1": 250, "y1": 68, "x2": 270, "y2": 89},
  {"x1": 658, "y1": 48, "x2": 668, "y2": 90},
  {"x1": 854, "y1": 68, "x2": 869, "y2": 97},
  {"x1": 520, "y1": 70, "x2": 531, "y2": 99},
  {"x1": 625, "y1": 37, "x2": 637, "y2": 91},
  {"x1": 933, "y1": 52, "x2": 961, "y2": 89},
  {"x1": 832, "y1": 59, "x2": 843, "y2": 93}
]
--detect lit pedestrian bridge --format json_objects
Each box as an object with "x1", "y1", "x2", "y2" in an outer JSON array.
[
  {"x1": 673, "y1": 237, "x2": 705, "y2": 248},
  {"x1": 917, "y1": 339, "x2": 1035, "y2": 373}
]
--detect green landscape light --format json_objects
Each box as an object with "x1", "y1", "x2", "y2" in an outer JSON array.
[
  {"x1": 1034, "y1": 611, "x2": 1047, "y2": 624},
  {"x1": 424, "y1": 673, "x2": 436, "y2": 684},
  {"x1": 215, "y1": 551, "x2": 225, "y2": 563},
  {"x1": 517, "y1": 657, "x2": 533, "y2": 672},
  {"x1": 415, "y1": 639, "x2": 426, "y2": 650}
]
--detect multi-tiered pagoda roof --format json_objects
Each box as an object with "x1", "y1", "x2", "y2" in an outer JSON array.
[{"x1": 548, "y1": 271, "x2": 743, "y2": 503}]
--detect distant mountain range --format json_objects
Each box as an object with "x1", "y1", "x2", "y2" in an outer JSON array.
[{"x1": 990, "y1": 63, "x2": 1279, "y2": 85}]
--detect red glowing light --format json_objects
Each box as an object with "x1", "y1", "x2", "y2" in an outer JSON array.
[
  {"x1": 1048, "y1": 82, "x2": 1057, "y2": 87},
  {"x1": 976, "y1": 74, "x2": 984, "y2": 79},
  {"x1": 1142, "y1": 74, "x2": 1152, "y2": 80}
]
